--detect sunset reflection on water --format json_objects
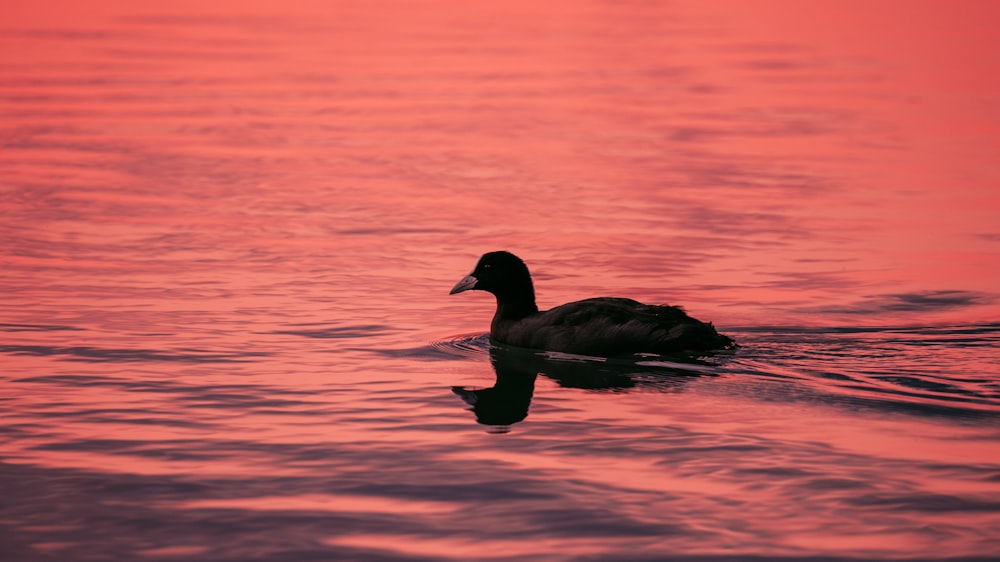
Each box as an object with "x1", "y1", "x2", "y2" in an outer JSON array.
[{"x1": 2, "y1": 1, "x2": 999, "y2": 560}]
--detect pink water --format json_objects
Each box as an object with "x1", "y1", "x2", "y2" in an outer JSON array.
[{"x1": 2, "y1": 1, "x2": 999, "y2": 560}]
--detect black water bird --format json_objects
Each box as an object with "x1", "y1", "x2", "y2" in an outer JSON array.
[{"x1": 450, "y1": 251, "x2": 734, "y2": 356}]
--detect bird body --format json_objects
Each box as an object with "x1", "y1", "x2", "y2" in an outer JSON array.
[{"x1": 451, "y1": 251, "x2": 734, "y2": 356}]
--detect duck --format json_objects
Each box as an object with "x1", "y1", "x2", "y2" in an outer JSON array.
[{"x1": 450, "y1": 251, "x2": 734, "y2": 356}]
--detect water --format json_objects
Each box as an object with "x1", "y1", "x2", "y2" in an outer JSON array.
[{"x1": 2, "y1": 1, "x2": 999, "y2": 560}]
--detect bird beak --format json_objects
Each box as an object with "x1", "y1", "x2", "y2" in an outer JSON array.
[{"x1": 450, "y1": 274, "x2": 478, "y2": 295}]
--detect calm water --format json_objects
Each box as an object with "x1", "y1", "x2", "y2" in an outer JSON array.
[{"x1": 2, "y1": 1, "x2": 999, "y2": 560}]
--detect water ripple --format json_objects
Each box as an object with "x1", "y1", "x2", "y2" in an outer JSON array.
[
  {"x1": 0, "y1": 323, "x2": 84, "y2": 332},
  {"x1": 431, "y1": 333, "x2": 492, "y2": 358},
  {"x1": 725, "y1": 324, "x2": 1000, "y2": 420},
  {"x1": 0, "y1": 344, "x2": 268, "y2": 363}
]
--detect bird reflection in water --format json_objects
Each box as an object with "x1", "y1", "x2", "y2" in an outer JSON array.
[{"x1": 453, "y1": 344, "x2": 722, "y2": 432}]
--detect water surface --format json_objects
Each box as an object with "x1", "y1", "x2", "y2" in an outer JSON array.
[{"x1": 2, "y1": 1, "x2": 999, "y2": 560}]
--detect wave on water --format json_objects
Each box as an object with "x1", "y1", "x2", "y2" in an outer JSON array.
[
  {"x1": 431, "y1": 333, "x2": 493, "y2": 358},
  {"x1": 351, "y1": 333, "x2": 493, "y2": 361},
  {"x1": 725, "y1": 323, "x2": 1000, "y2": 421},
  {"x1": 0, "y1": 344, "x2": 269, "y2": 363}
]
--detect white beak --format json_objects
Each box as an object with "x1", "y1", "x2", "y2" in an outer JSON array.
[{"x1": 449, "y1": 274, "x2": 478, "y2": 294}]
